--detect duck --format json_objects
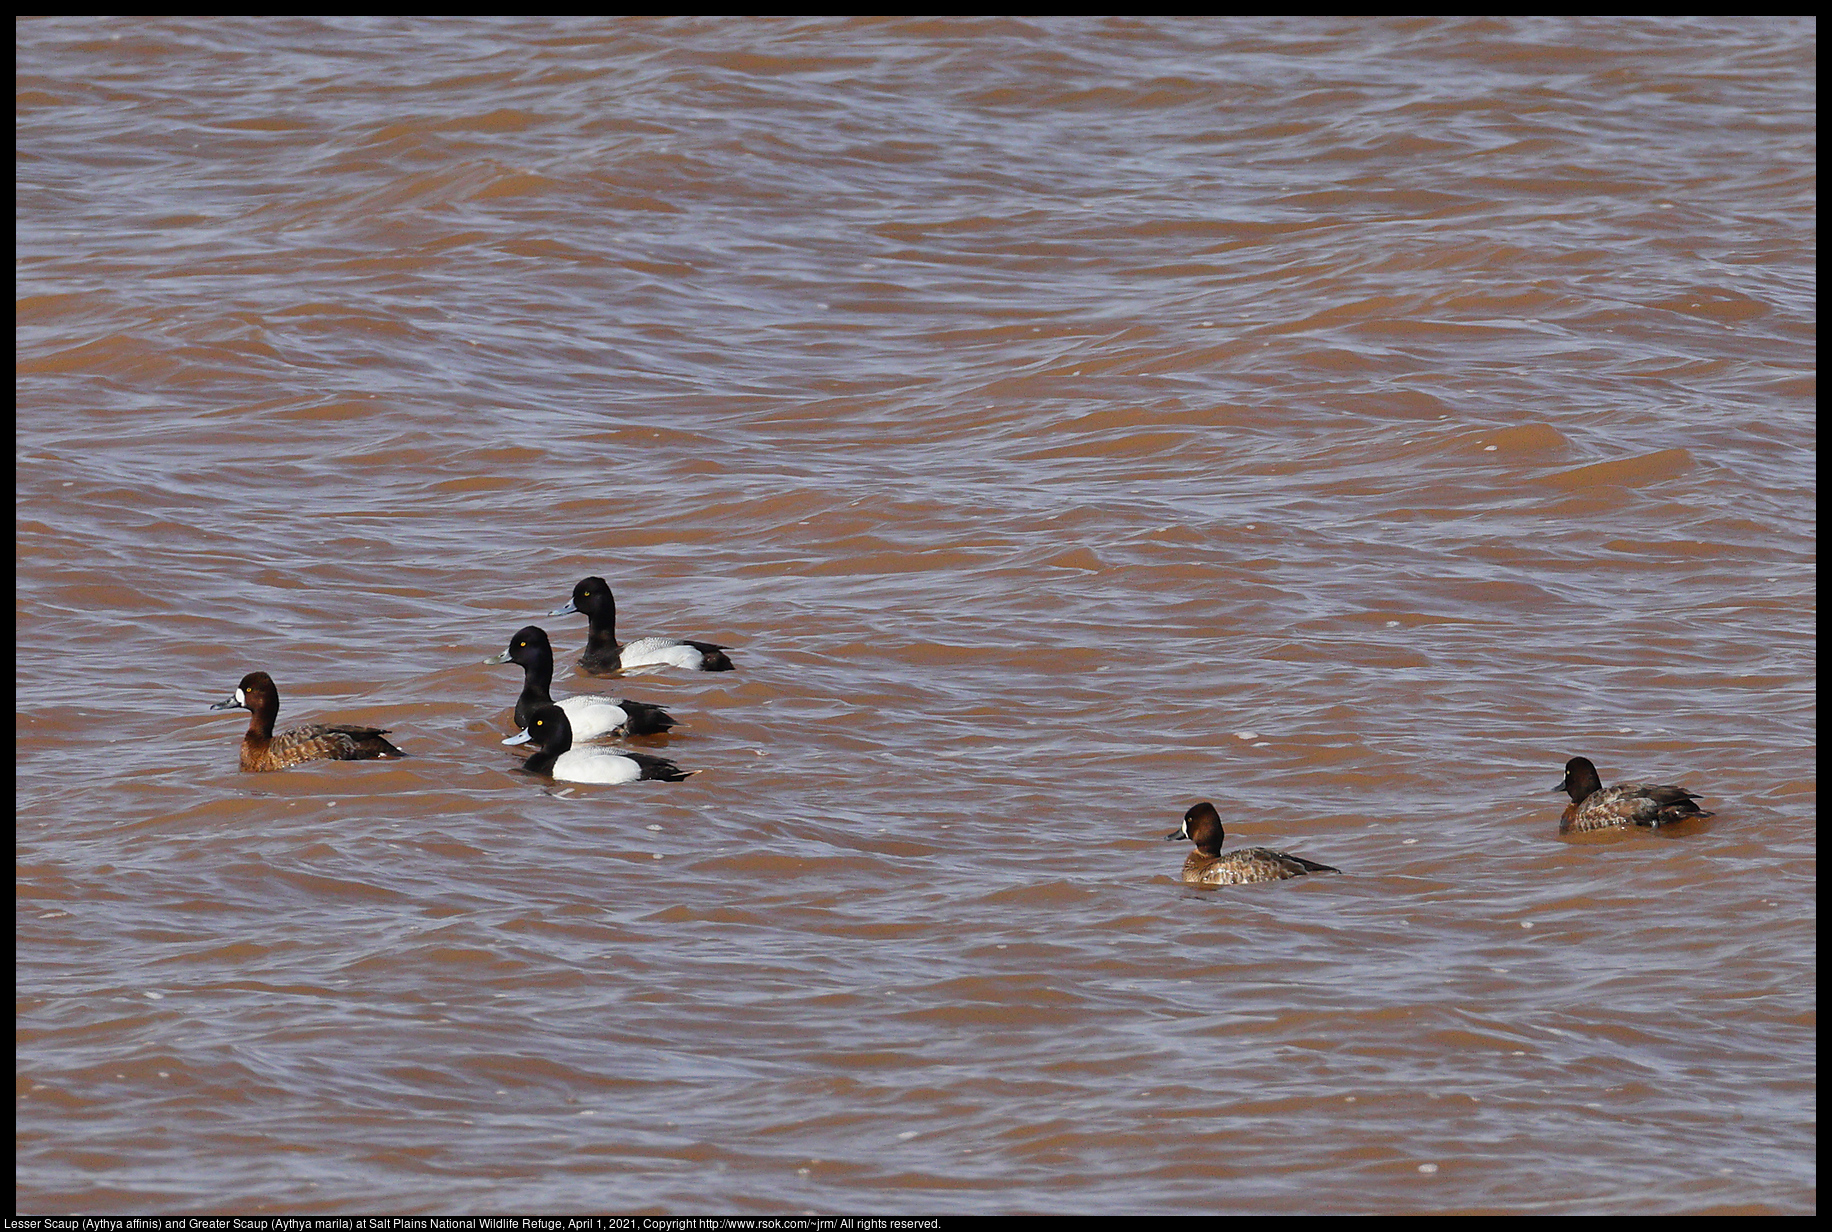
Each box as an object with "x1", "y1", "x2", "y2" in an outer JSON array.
[
  {"x1": 1554, "y1": 756, "x2": 1714, "y2": 833},
  {"x1": 1165, "y1": 802, "x2": 1341, "y2": 885},
  {"x1": 210, "y1": 671, "x2": 406, "y2": 772},
  {"x1": 505, "y1": 704, "x2": 696, "y2": 784},
  {"x1": 485, "y1": 625, "x2": 677, "y2": 741},
  {"x1": 549, "y1": 576, "x2": 734, "y2": 675}
]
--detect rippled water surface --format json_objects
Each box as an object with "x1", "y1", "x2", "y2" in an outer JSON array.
[{"x1": 17, "y1": 16, "x2": 1815, "y2": 1215}]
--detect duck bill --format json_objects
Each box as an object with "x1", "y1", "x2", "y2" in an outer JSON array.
[{"x1": 502, "y1": 729, "x2": 533, "y2": 747}]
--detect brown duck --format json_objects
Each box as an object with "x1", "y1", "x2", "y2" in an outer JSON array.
[
  {"x1": 1166, "y1": 802, "x2": 1341, "y2": 886},
  {"x1": 210, "y1": 671, "x2": 405, "y2": 772}
]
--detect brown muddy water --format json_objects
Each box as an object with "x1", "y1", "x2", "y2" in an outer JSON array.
[{"x1": 16, "y1": 16, "x2": 1815, "y2": 1216}]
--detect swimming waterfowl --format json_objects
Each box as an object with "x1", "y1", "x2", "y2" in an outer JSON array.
[
  {"x1": 485, "y1": 625, "x2": 677, "y2": 741},
  {"x1": 210, "y1": 671, "x2": 405, "y2": 772},
  {"x1": 1165, "y1": 802, "x2": 1341, "y2": 886},
  {"x1": 1554, "y1": 756, "x2": 1714, "y2": 833},
  {"x1": 549, "y1": 576, "x2": 734, "y2": 675},
  {"x1": 505, "y1": 704, "x2": 696, "y2": 784}
]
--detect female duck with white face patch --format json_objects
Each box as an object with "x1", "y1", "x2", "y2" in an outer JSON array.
[
  {"x1": 1165, "y1": 802, "x2": 1341, "y2": 886},
  {"x1": 550, "y1": 576, "x2": 734, "y2": 676},
  {"x1": 506, "y1": 704, "x2": 697, "y2": 784},
  {"x1": 210, "y1": 671, "x2": 406, "y2": 772}
]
